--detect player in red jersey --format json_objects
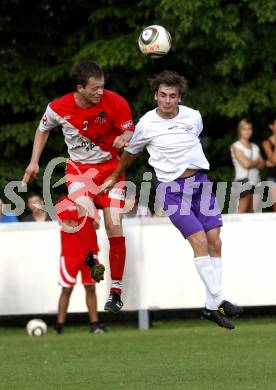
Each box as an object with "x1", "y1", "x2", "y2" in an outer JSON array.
[
  {"x1": 54, "y1": 195, "x2": 106, "y2": 334},
  {"x1": 22, "y1": 60, "x2": 135, "y2": 313}
]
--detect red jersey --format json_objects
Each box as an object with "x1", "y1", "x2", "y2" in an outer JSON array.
[
  {"x1": 55, "y1": 196, "x2": 99, "y2": 258},
  {"x1": 39, "y1": 90, "x2": 135, "y2": 164}
]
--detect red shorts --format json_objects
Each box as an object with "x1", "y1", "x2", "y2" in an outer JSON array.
[
  {"x1": 65, "y1": 158, "x2": 126, "y2": 209},
  {"x1": 59, "y1": 255, "x2": 95, "y2": 287}
]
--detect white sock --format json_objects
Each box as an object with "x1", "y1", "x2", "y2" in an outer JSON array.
[
  {"x1": 194, "y1": 256, "x2": 223, "y2": 309},
  {"x1": 211, "y1": 256, "x2": 222, "y2": 285},
  {"x1": 111, "y1": 280, "x2": 122, "y2": 292},
  {"x1": 205, "y1": 257, "x2": 223, "y2": 310}
]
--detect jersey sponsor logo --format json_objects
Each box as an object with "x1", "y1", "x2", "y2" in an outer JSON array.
[
  {"x1": 71, "y1": 140, "x2": 97, "y2": 152},
  {"x1": 121, "y1": 120, "x2": 134, "y2": 130},
  {"x1": 108, "y1": 188, "x2": 125, "y2": 200},
  {"x1": 167, "y1": 123, "x2": 194, "y2": 132}
]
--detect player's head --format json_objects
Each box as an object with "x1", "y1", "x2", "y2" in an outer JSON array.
[
  {"x1": 149, "y1": 71, "x2": 188, "y2": 119},
  {"x1": 71, "y1": 60, "x2": 105, "y2": 105},
  {"x1": 237, "y1": 118, "x2": 253, "y2": 140}
]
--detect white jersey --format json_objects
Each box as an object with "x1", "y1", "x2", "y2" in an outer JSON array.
[
  {"x1": 125, "y1": 105, "x2": 209, "y2": 182},
  {"x1": 230, "y1": 141, "x2": 261, "y2": 185}
]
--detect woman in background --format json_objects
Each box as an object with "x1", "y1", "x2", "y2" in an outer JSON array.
[
  {"x1": 262, "y1": 113, "x2": 276, "y2": 212},
  {"x1": 230, "y1": 119, "x2": 264, "y2": 213}
]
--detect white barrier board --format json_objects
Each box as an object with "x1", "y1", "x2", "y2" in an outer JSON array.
[{"x1": 0, "y1": 213, "x2": 276, "y2": 315}]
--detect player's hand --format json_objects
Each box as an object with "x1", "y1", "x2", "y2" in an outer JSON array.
[
  {"x1": 22, "y1": 162, "x2": 40, "y2": 186},
  {"x1": 112, "y1": 131, "x2": 133, "y2": 149},
  {"x1": 101, "y1": 175, "x2": 118, "y2": 194}
]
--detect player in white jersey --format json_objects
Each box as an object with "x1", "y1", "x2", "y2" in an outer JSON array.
[
  {"x1": 22, "y1": 60, "x2": 135, "y2": 313},
  {"x1": 102, "y1": 70, "x2": 243, "y2": 329}
]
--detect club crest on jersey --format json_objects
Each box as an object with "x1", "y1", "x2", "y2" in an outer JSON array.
[{"x1": 94, "y1": 112, "x2": 107, "y2": 124}]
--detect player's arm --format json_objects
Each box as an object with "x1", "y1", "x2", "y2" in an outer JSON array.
[
  {"x1": 102, "y1": 151, "x2": 139, "y2": 193},
  {"x1": 113, "y1": 131, "x2": 133, "y2": 149},
  {"x1": 22, "y1": 128, "x2": 50, "y2": 186},
  {"x1": 112, "y1": 94, "x2": 135, "y2": 149}
]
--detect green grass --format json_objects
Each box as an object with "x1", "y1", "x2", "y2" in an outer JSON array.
[{"x1": 1, "y1": 318, "x2": 276, "y2": 390}]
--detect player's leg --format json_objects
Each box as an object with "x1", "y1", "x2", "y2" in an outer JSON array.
[
  {"x1": 205, "y1": 227, "x2": 223, "y2": 310},
  {"x1": 83, "y1": 285, "x2": 107, "y2": 333},
  {"x1": 55, "y1": 255, "x2": 78, "y2": 334},
  {"x1": 55, "y1": 286, "x2": 74, "y2": 335},
  {"x1": 81, "y1": 260, "x2": 107, "y2": 333},
  {"x1": 187, "y1": 230, "x2": 224, "y2": 307},
  {"x1": 102, "y1": 206, "x2": 124, "y2": 313},
  {"x1": 206, "y1": 227, "x2": 243, "y2": 318},
  {"x1": 160, "y1": 178, "x2": 234, "y2": 329}
]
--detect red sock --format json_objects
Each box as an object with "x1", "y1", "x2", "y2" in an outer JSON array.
[{"x1": 108, "y1": 236, "x2": 126, "y2": 283}]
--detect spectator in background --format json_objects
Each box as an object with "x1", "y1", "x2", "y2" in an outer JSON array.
[
  {"x1": 0, "y1": 197, "x2": 18, "y2": 223},
  {"x1": 230, "y1": 119, "x2": 264, "y2": 213},
  {"x1": 54, "y1": 195, "x2": 106, "y2": 335},
  {"x1": 262, "y1": 112, "x2": 276, "y2": 211},
  {"x1": 23, "y1": 192, "x2": 52, "y2": 222}
]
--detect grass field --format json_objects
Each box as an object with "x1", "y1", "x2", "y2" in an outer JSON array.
[{"x1": 1, "y1": 317, "x2": 276, "y2": 390}]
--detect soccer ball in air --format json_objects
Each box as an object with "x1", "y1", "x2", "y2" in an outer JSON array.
[
  {"x1": 138, "y1": 25, "x2": 172, "y2": 58},
  {"x1": 26, "y1": 319, "x2": 47, "y2": 336}
]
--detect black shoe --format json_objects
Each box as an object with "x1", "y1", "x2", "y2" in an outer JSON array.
[
  {"x1": 104, "y1": 292, "x2": 123, "y2": 313},
  {"x1": 90, "y1": 322, "x2": 108, "y2": 334},
  {"x1": 218, "y1": 300, "x2": 243, "y2": 318},
  {"x1": 85, "y1": 252, "x2": 105, "y2": 283},
  {"x1": 54, "y1": 323, "x2": 64, "y2": 335},
  {"x1": 202, "y1": 308, "x2": 235, "y2": 330}
]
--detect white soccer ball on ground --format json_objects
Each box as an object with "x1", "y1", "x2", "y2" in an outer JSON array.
[
  {"x1": 26, "y1": 319, "x2": 47, "y2": 336},
  {"x1": 138, "y1": 25, "x2": 172, "y2": 58}
]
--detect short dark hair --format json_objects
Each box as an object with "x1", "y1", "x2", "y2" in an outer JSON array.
[
  {"x1": 70, "y1": 60, "x2": 104, "y2": 89},
  {"x1": 149, "y1": 70, "x2": 188, "y2": 96},
  {"x1": 27, "y1": 191, "x2": 43, "y2": 201}
]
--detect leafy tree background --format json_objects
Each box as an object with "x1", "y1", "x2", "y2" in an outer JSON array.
[{"x1": 1, "y1": 0, "x2": 276, "y2": 213}]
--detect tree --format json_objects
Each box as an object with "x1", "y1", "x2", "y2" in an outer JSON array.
[{"x1": 1, "y1": 0, "x2": 276, "y2": 210}]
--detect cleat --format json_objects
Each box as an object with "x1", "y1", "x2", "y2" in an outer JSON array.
[
  {"x1": 85, "y1": 252, "x2": 105, "y2": 283},
  {"x1": 104, "y1": 291, "x2": 123, "y2": 313},
  {"x1": 218, "y1": 300, "x2": 243, "y2": 318},
  {"x1": 53, "y1": 323, "x2": 64, "y2": 335},
  {"x1": 90, "y1": 322, "x2": 108, "y2": 334},
  {"x1": 202, "y1": 308, "x2": 235, "y2": 330},
  {"x1": 91, "y1": 263, "x2": 105, "y2": 283}
]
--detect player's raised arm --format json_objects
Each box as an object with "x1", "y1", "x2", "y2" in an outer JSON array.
[
  {"x1": 22, "y1": 128, "x2": 50, "y2": 186},
  {"x1": 101, "y1": 151, "x2": 139, "y2": 193}
]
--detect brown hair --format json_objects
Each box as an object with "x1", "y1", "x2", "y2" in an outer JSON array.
[
  {"x1": 70, "y1": 60, "x2": 104, "y2": 89},
  {"x1": 149, "y1": 70, "x2": 188, "y2": 96}
]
